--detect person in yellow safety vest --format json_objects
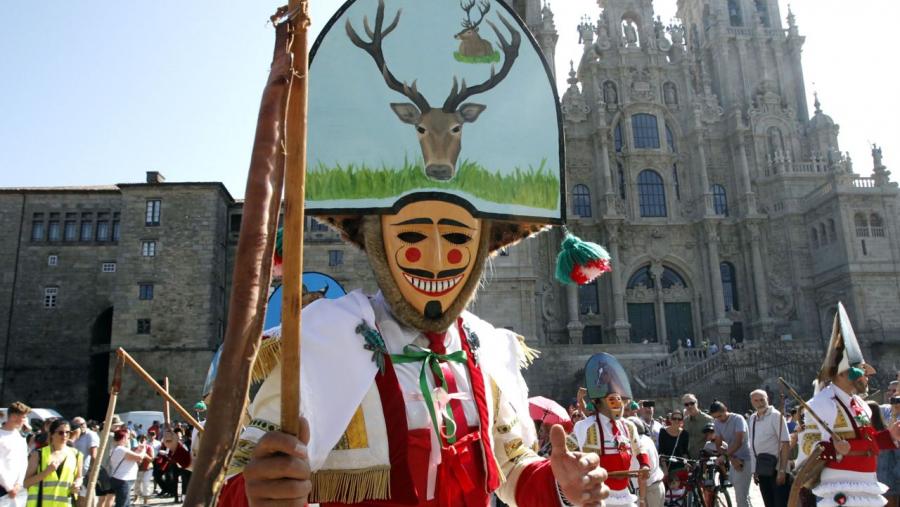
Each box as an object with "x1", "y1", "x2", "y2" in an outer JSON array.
[{"x1": 24, "y1": 419, "x2": 82, "y2": 506}]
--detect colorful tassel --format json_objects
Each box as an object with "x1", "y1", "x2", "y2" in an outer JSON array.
[
  {"x1": 274, "y1": 227, "x2": 284, "y2": 267},
  {"x1": 555, "y1": 231, "x2": 612, "y2": 285},
  {"x1": 849, "y1": 366, "x2": 864, "y2": 380}
]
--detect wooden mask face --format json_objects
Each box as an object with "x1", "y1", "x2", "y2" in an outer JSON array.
[{"x1": 381, "y1": 200, "x2": 482, "y2": 321}]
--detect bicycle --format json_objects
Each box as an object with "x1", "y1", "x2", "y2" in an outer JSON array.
[{"x1": 661, "y1": 455, "x2": 733, "y2": 507}]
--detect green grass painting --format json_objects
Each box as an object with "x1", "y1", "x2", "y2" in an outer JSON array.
[
  {"x1": 453, "y1": 51, "x2": 502, "y2": 64},
  {"x1": 307, "y1": 156, "x2": 559, "y2": 210}
]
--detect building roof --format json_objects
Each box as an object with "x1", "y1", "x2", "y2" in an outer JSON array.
[{"x1": 0, "y1": 185, "x2": 121, "y2": 194}]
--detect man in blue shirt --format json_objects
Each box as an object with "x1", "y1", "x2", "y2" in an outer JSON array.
[{"x1": 710, "y1": 401, "x2": 752, "y2": 507}]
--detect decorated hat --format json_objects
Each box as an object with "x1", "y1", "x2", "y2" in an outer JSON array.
[
  {"x1": 306, "y1": 0, "x2": 563, "y2": 251},
  {"x1": 816, "y1": 302, "x2": 875, "y2": 392},
  {"x1": 584, "y1": 352, "x2": 633, "y2": 400}
]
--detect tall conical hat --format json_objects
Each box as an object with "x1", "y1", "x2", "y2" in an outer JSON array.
[
  {"x1": 815, "y1": 302, "x2": 874, "y2": 392},
  {"x1": 306, "y1": 0, "x2": 564, "y2": 251},
  {"x1": 584, "y1": 352, "x2": 632, "y2": 400}
]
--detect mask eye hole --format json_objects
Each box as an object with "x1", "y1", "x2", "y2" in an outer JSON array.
[
  {"x1": 442, "y1": 232, "x2": 471, "y2": 245},
  {"x1": 398, "y1": 231, "x2": 427, "y2": 243},
  {"x1": 416, "y1": 126, "x2": 426, "y2": 134},
  {"x1": 451, "y1": 125, "x2": 461, "y2": 133}
]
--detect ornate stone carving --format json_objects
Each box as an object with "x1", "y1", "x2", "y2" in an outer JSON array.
[
  {"x1": 626, "y1": 284, "x2": 655, "y2": 302},
  {"x1": 662, "y1": 283, "x2": 690, "y2": 301},
  {"x1": 629, "y1": 67, "x2": 656, "y2": 102},
  {"x1": 768, "y1": 275, "x2": 795, "y2": 319}
]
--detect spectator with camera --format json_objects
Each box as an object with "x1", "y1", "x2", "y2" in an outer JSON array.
[{"x1": 747, "y1": 389, "x2": 790, "y2": 507}]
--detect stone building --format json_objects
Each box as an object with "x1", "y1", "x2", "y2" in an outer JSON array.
[{"x1": 2, "y1": 0, "x2": 900, "y2": 417}]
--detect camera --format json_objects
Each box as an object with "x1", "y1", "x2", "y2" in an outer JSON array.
[
  {"x1": 642, "y1": 400, "x2": 656, "y2": 408},
  {"x1": 890, "y1": 396, "x2": 900, "y2": 404}
]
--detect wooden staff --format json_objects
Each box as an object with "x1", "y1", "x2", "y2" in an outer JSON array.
[
  {"x1": 184, "y1": 9, "x2": 293, "y2": 505},
  {"x1": 164, "y1": 376, "x2": 171, "y2": 427},
  {"x1": 280, "y1": 0, "x2": 311, "y2": 437},
  {"x1": 84, "y1": 355, "x2": 124, "y2": 506},
  {"x1": 116, "y1": 348, "x2": 203, "y2": 432}
]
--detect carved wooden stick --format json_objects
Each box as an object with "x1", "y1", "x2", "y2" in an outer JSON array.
[
  {"x1": 281, "y1": 0, "x2": 311, "y2": 438},
  {"x1": 84, "y1": 355, "x2": 124, "y2": 506},
  {"x1": 116, "y1": 348, "x2": 203, "y2": 432},
  {"x1": 163, "y1": 376, "x2": 171, "y2": 427},
  {"x1": 183, "y1": 11, "x2": 292, "y2": 506}
]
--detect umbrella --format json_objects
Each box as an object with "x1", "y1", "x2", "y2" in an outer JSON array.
[{"x1": 529, "y1": 396, "x2": 572, "y2": 431}]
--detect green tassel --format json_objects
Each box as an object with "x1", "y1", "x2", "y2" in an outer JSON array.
[
  {"x1": 274, "y1": 227, "x2": 284, "y2": 264},
  {"x1": 555, "y1": 232, "x2": 612, "y2": 285},
  {"x1": 849, "y1": 366, "x2": 864, "y2": 380}
]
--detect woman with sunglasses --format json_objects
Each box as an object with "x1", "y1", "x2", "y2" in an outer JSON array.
[
  {"x1": 23, "y1": 419, "x2": 83, "y2": 506},
  {"x1": 108, "y1": 429, "x2": 148, "y2": 507},
  {"x1": 658, "y1": 410, "x2": 689, "y2": 475}
]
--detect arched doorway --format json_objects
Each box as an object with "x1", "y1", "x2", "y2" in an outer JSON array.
[
  {"x1": 88, "y1": 307, "x2": 113, "y2": 419},
  {"x1": 626, "y1": 264, "x2": 694, "y2": 351}
]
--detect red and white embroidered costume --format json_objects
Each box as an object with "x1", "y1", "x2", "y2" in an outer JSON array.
[{"x1": 218, "y1": 291, "x2": 563, "y2": 506}]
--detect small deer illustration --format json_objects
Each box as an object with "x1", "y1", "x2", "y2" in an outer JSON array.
[
  {"x1": 346, "y1": 0, "x2": 520, "y2": 181},
  {"x1": 455, "y1": 0, "x2": 495, "y2": 58}
]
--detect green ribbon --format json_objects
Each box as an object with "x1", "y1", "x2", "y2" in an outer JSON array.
[{"x1": 391, "y1": 345, "x2": 467, "y2": 444}]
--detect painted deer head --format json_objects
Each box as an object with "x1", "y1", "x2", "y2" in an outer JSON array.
[
  {"x1": 456, "y1": 0, "x2": 491, "y2": 40},
  {"x1": 346, "y1": 0, "x2": 520, "y2": 181}
]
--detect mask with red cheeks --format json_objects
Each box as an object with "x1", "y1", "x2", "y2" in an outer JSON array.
[{"x1": 381, "y1": 200, "x2": 482, "y2": 320}]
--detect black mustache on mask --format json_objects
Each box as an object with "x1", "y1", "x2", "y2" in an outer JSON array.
[{"x1": 400, "y1": 266, "x2": 468, "y2": 280}]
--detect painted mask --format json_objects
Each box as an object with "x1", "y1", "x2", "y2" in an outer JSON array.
[
  {"x1": 604, "y1": 394, "x2": 624, "y2": 419},
  {"x1": 382, "y1": 200, "x2": 482, "y2": 320}
]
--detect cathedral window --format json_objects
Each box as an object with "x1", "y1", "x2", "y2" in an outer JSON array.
[
  {"x1": 755, "y1": 0, "x2": 771, "y2": 27},
  {"x1": 666, "y1": 124, "x2": 676, "y2": 152},
  {"x1": 728, "y1": 0, "x2": 743, "y2": 26},
  {"x1": 578, "y1": 280, "x2": 599, "y2": 315},
  {"x1": 614, "y1": 122, "x2": 624, "y2": 152},
  {"x1": 811, "y1": 228, "x2": 819, "y2": 249},
  {"x1": 720, "y1": 262, "x2": 739, "y2": 311},
  {"x1": 638, "y1": 170, "x2": 667, "y2": 217},
  {"x1": 711, "y1": 184, "x2": 728, "y2": 216},
  {"x1": 661, "y1": 267, "x2": 687, "y2": 288},
  {"x1": 855, "y1": 213, "x2": 870, "y2": 237},
  {"x1": 632, "y1": 114, "x2": 660, "y2": 149},
  {"x1": 828, "y1": 219, "x2": 837, "y2": 243},
  {"x1": 871, "y1": 214, "x2": 885, "y2": 237},
  {"x1": 819, "y1": 223, "x2": 827, "y2": 245},
  {"x1": 618, "y1": 164, "x2": 627, "y2": 200},
  {"x1": 627, "y1": 266, "x2": 654, "y2": 289},
  {"x1": 572, "y1": 184, "x2": 592, "y2": 218}
]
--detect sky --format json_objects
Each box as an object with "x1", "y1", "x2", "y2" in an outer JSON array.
[{"x1": 1, "y1": 1, "x2": 897, "y2": 197}]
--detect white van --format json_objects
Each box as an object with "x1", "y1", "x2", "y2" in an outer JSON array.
[{"x1": 117, "y1": 411, "x2": 165, "y2": 433}]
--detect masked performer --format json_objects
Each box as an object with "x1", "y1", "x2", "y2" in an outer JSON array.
[
  {"x1": 216, "y1": 0, "x2": 615, "y2": 505},
  {"x1": 795, "y1": 303, "x2": 900, "y2": 506},
  {"x1": 567, "y1": 353, "x2": 650, "y2": 507}
]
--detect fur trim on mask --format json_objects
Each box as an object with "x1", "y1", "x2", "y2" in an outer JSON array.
[{"x1": 363, "y1": 215, "x2": 491, "y2": 333}]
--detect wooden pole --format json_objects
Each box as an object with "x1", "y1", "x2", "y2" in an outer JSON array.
[
  {"x1": 280, "y1": 0, "x2": 311, "y2": 437},
  {"x1": 116, "y1": 348, "x2": 204, "y2": 432},
  {"x1": 164, "y1": 376, "x2": 171, "y2": 427},
  {"x1": 84, "y1": 355, "x2": 124, "y2": 506},
  {"x1": 184, "y1": 9, "x2": 293, "y2": 505}
]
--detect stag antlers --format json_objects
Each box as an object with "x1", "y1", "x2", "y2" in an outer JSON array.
[
  {"x1": 460, "y1": 0, "x2": 491, "y2": 30},
  {"x1": 346, "y1": 0, "x2": 521, "y2": 113}
]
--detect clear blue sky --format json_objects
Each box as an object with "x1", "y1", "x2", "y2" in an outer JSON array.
[{"x1": 1, "y1": 1, "x2": 896, "y2": 197}]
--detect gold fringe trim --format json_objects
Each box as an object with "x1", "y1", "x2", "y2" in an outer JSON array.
[
  {"x1": 252, "y1": 336, "x2": 282, "y2": 383},
  {"x1": 310, "y1": 466, "x2": 391, "y2": 504},
  {"x1": 515, "y1": 334, "x2": 540, "y2": 368}
]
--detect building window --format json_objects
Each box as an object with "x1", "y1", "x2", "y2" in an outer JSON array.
[
  {"x1": 720, "y1": 262, "x2": 739, "y2": 311},
  {"x1": 48, "y1": 213, "x2": 61, "y2": 241},
  {"x1": 871, "y1": 213, "x2": 885, "y2": 237},
  {"x1": 755, "y1": 0, "x2": 770, "y2": 27},
  {"x1": 64, "y1": 217, "x2": 77, "y2": 241},
  {"x1": 44, "y1": 287, "x2": 58, "y2": 308},
  {"x1": 861, "y1": 240, "x2": 868, "y2": 256},
  {"x1": 666, "y1": 124, "x2": 676, "y2": 152},
  {"x1": 811, "y1": 228, "x2": 819, "y2": 249},
  {"x1": 137, "y1": 319, "x2": 152, "y2": 334},
  {"x1": 141, "y1": 240, "x2": 157, "y2": 257},
  {"x1": 819, "y1": 223, "x2": 827, "y2": 245},
  {"x1": 48, "y1": 255, "x2": 58, "y2": 267},
  {"x1": 614, "y1": 123, "x2": 624, "y2": 153},
  {"x1": 139, "y1": 283, "x2": 154, "y2": 300},
  {"x1": 230, "y1": 214, "x2": 243, "y2": 233},
  {"x1": 578, "y1": 281, "x2": 599, "y2": 315},
  {"x1": 572, "y1": 184, "x2": 592, "y2": 218},
  {"x1": 828, "y1": 219, "x2": 837, "y2": 243},
  {"x1": 101, "y1": 262, "x2": 117, "y2": 273},
  {"x1": 31, "y1": 213, "x2": 45, "y2": 241},
  {"x1": 728, "y1": 0, "x2": 743, "y2": 26},
  {"x1": 145, "y1": 200, "x2": 161, "y2": 226},
  {"x1": 661, "y1": 267, "x2": 687, "y2": 288},
  {"x1": 112, "y1": 213, "x2": 121, "y2": 241},
  {"x1": 855, "y1": 213, "x2": 869, "y2": 237},
  {"x1": 618, "y1": 164, "x2": 626, "y2": 200},
  {"x1": 632, "y1": 114, "x2": 660, "y2": 149},
  {"x1": 711, "y1": 184, "x2": 728, "y2": 216},
  {"x1": 309, "y1": 218, "x2": 330, "y2": 232},
  {"x1": 96, "y1": 212, "x2": 110, "y2": 241},
  {"x1": 583, "y1": 325, "x2": 603, "y2": 344},
  {"x1": 80, "y1": 213, "x2": 93, "y2": 241},
  {"x1": 638, "y1": 170, "x2": 667, "y2": 217},
  {"x1": 627, "y1": 266, "x2": 654, "y2": 289},
  {"x1": 328, "y1": 250, "x2": 343, "y2": 266}
]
